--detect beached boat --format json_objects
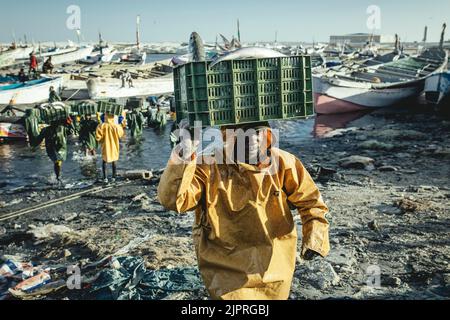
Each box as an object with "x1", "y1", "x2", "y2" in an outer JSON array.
[
  {"x1": 424, "y1": 70, "x2": 450, "y2": 105},
  {"x1": 0, "y1": 77, "x2": 63, "y2": 105},
  {"x1": 0, "y1": 116, "x2": 26, "y2": 140},
  {"x1": 314, "y1": 48, "x2": 448, "y2": 114},
  {"x1": 47, "y1": 46, "x2": 94, "y2": 65},
  {"x1": 120, "y1": 50, "x2": 147, "y2": 65},
  {"x1": 0, "y1": 47, "x2": 34, "y2": 68},
  {"x1": 79, "y1": 46, "x2": 117, "y2": 65}
]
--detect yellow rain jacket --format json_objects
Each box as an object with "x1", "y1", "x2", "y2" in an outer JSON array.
[
  {"x1": 158, "y1": 148, "x2": 330, "y2": 300},
  {"x1": 95, "y1": 114, "x2": 125, "y2": 163}
]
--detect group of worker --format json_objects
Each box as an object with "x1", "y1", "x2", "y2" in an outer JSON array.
[
  {"x1": 25, "y1": 108, "x2": 125, "y2": 183},
  {"x1": 25, "y1": 94, "x2": 170, "y2": 183}
]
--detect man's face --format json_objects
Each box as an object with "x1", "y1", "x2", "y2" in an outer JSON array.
[{"x1": 226, "y1": 127, "x2": 271, "y2": 165}]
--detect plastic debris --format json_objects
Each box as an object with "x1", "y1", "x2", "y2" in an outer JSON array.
[
  {"x1": 0, "y1": 260, "x2": 34, "y2": 280},
  {"x1": 11, "y1": 271, "x2": 51, "y2": 293},
  {"x1": 89, "y1": 256, "x2": 204, "y2": 300}
]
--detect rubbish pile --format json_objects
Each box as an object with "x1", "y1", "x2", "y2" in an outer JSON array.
[{"x1": 0, "y1": 255, "x2": 204, "y2": 300}]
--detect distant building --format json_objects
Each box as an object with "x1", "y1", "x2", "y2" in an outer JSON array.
[{"x1": 329, "y1": 33, "x2": 396, "y2": 47}]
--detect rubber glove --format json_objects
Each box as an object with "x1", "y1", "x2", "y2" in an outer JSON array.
[{"x1": 100, "y1": 114, "x2": 105, "y2": 123}]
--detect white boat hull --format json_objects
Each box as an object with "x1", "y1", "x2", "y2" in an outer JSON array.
[
  {"x1": 318, "y1": 79, "x2": 422, "y2": 107},
  {"x1": 0, "y1": 47, "x2": 34, "y2": 68},
  {"x1": 51, "y1": 46, "x2": 94, "y2": 65},
  {"x1": 87, "y1": 75, "x2": 174, "y2": 99},
  {"x1": 0, "y1": 77, "x2": 63, "y2": 105},
  {"x1": 313, "y1": 75, "x2": 423, "y2": 114},
  {"x1": 424, "y1": 72, "x2": 450, "y2": 105}
]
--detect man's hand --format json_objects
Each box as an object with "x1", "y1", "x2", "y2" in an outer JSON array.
[
  {"x1": 303, "y1": 249, "x2": 321, "y2": 261},
  {"x1": 172, "y1": 119, "x2": 199, "y2": 163}
]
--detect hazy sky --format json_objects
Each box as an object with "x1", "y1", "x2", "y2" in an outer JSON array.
[{"x1": 0, "y1": 0, "x2": 448, "y2": 43}]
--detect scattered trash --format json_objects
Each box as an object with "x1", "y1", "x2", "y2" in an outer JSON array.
[
  {"x1": 63, "y1": 213, "x2": 78, "y2": 222},
  {"x1": 10, "y1": 271, "x2": 51, "y2": 293},
  {"x1": 0, "y1": 260, "x2": 33, "y2": 279},
  {"x1": 8, "y1": 280, "x2": 67, "y2": 300},
  {"x1": 121, "y1": 170, "x2": 153, "y2": 181},
  {"x1": 64, "y1": 249, "x2": 72, "y2": 258},
  {"x1": 89, "y1": 256, "x2": 204, "y2": 300}
]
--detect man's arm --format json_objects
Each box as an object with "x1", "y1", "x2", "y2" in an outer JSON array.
[
  {"x1": 158, "y1": 150, "x2": 205, "y2": 214},
  {"x1": 95, "y1": 124, "x2": 104, "y2": 143},
  {"x1": 284, "y1": 157, "x2": 330, "y2": 258}
]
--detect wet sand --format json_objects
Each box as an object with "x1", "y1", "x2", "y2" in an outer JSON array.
[{"x1": 0, "y1": 106, "x2": 449, "y2": 300}]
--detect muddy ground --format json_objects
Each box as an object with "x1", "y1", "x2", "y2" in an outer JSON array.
[{"x1": 0, "y1": 108, "x2": 449, "y2": 300}]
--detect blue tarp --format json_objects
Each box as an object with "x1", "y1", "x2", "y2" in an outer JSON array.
[{"x1": 88, "y1": 256, "x2": 204, "y2": 300}]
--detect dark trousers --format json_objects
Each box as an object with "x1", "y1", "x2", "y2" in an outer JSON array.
[{"x1": 102, "y1": 161, "x2": 117, "y2": 179}]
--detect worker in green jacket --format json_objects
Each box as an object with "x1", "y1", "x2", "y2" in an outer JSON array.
[
  {"x1": 79, "y1": 114, "x2": 99, "y2": 156},
  {"x1": 126, "y1": 109, "x2": 145, "y2": 139},
  {"x1": 49, "y1": 86, "x2": 62, "y2": 103},
  {"x1": 24, "y1": 108, "x2": 42, "y2": 146},
  {"x1": 148, "y1": 105, "x2": 167, "y2": 130},
  {"x1": 32, "y1": 118, "x2": 73, "y2": 182}
]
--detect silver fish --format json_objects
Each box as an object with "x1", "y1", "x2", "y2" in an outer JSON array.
[
  {"x1": 209, "y1": 47, "x2": 286, "y2": 68},
  {"x1": 189, "y1": 32, "x2": 206, "y2": 62}
]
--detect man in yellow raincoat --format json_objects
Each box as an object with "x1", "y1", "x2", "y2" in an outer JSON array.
[
  {"x1": 158, "y1": 122, "x2": 330, "y2": 300},
  {"x1": 96, "y1": 113, "x2": 126, "y2": 183}
]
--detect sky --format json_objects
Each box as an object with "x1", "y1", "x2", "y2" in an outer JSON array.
[{"x1": 0, "y1": 0, "x2": 448, "y2": 44}]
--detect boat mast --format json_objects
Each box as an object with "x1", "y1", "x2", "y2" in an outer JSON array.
[
  {"x1": 76, "y1": 29, "x2": 81, "y2": 46},
  {"x1": 136, "y1": 15, "x2": 141, "y2": 51},
  {"x1": 237, "y1": 19, "x2": 241, "y2": 43},
  {"x1": 394, "y1": 34, "x2": 400, "y2": 54},
  {"x1": 422, "y1": 26, "x2": 428, "y2": 44},
  {"x1": 12, "y1": 30, "x2": 17, "y2": 48},
  {"x1": 99, "y1": 31, "x2": 104, "y2": 55},
  {"x1": 440, "y1": 23, "x2": 446, "y2": 49}
]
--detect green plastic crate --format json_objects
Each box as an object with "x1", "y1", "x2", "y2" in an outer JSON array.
[
  {"x1": 72, "y1": 102, "x2": 98, "y2": 116},
  {"x1": 174, "y1": 55, "x2": 314, "y2": 127},
  {"x1": 40, "y1": 103, "x2": 71, "y2": 124},
  {"x1": 97, "y1": 101, "x2": 124, "y2": 116}
]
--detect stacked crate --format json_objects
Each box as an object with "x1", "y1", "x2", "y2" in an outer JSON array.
[{"x1": 174, "y1": 55, "x2": 314, "y2": 127}]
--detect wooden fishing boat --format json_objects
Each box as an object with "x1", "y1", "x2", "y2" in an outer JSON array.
[
  {"x1": 49, "y1": 46, "x2": 94, "y2": 65},
  {"x1": 424, "y1": 69, "x2": 450, "y2": 105},
  {"x1": 0, "y1": 116, "x2": 26, "y2": 140},
  {"x1": 314, "y1": 48, "x2": 448, "y2": 114},
  {"x1": 0, "y1": 47, "x2": 34, "y2": 68},
  {"x1": 0, "y1": 77, "x2": 63, "y2": 105}
]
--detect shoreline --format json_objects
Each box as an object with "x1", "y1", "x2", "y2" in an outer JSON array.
[{"x1": 0, "y1": 108, "x2": 449, "y2": 300}]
